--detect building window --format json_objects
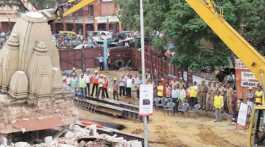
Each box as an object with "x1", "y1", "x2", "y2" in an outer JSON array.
[{"x1": 88, "y1": 5, "x2": 94, "y2": 16}]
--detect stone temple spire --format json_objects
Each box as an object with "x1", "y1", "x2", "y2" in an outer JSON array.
[
  {"x1": 1, "y1": 34, "x2": 19, "y2": 93},
  {"x1": 0, "y1": 10, "x2": 76, "y2": 134}
]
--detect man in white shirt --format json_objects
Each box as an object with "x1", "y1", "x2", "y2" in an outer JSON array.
[
  {"x1": 134, "y1": 75, "x2": 141, "y2": 99},
  {"x1": 126, "y1": 75, "x2": 133, "y2": 98},
  {"x1": 66, "y1": 74, "x2": 71, "y2": 86},
  {"x1": 172, "y1": 85, "x2": 180, "y2": 113},
  {"x1": 119, "y1": 76, "x2": 126, "y2": 96},
  {"x1": 171, "y1": 86, "x2": 179, "y2": 99},
  {"x1": 83, "y1": 69, "x2": 91, "y2": 97},
  {"x1": 98, "y1": 55, "x2": 104, "y2": 71}
]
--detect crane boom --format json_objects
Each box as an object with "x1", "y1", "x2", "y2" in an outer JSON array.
[
  {"x1": 185, "y1": 0, "x2": 265, "y2": 87},
  {"x1": 63, "y1": 0, "x2": 95, "y2": 17}
]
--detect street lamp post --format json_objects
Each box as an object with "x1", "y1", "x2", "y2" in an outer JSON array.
[{"x1": 140, "y1": 0, "x2": 148, "y2": 147}]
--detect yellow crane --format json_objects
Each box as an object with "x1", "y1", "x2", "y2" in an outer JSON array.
[
  {"x1": 54, "y1": 0, "x2": 95, "y2": 18},
  {"x1": 63, "y1": 0, "x2": 95, "y2": 17},
  {"x1": 185, "y1": 0, "x2": 265, "y2": 146}
]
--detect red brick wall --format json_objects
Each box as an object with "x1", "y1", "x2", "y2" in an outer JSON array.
[
  {"x1": 109, "y1": 47, "x2": 133, "y2": 64},
  {"x1": 59, "y1": 48, "x2": 102, "y2": 70},
  {"x1": 100, "y1": 2, "x2": 116, "y2": 16},
  {"x1": 93, "y1": 0, "x2": 101, "y2": 17},
  {"x1": 129, "y1": 46, "x2": 179, "y2": 79},
  {"x1": 59, "y1": 46, "x2": 180, "y2": 80},
  {"x1": 94, "y1": 0, "x2": 118, "y2": 17}
]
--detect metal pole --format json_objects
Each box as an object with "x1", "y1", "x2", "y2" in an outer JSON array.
[
  {"x1": 140, "y1": 0, "x2": 145, "y2": 83},
  {"x1": 103, "y1": 39, "x2": 109, "y2": 70},
  {"x1": 140, "y1": 0, "x2": 148, "y2": 147},
  {"x1": 81, "y1": 47, "x2": 85, "y2": 71}
]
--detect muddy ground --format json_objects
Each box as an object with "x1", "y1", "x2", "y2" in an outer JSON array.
[{"x1": 78, "y1": 109, "x2": 247, "y2": 147}]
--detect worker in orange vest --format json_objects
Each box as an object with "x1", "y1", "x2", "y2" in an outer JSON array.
[{"x1": 91, "y1": 71, "x2": 99, "y2": 97}]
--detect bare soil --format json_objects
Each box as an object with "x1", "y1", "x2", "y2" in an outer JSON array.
[
  {"x1": 79, "y1": 70, "x2": 247, "y2": 147},
  {"x1": 78, "y1": 109, "x2": 247, "y2": 147}
]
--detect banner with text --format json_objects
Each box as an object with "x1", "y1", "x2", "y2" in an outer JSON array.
[{"x1": 139, "y1": 84, "x2": 154, "y2": 116}]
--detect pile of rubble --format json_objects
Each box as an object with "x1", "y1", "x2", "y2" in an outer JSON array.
[{"x1": 1, "y1": 124, "x2": 142, "y2": 147}]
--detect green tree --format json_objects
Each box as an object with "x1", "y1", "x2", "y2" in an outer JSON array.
[
  {"x1": 161, "y1": 0, "x2": 236, "y2": 70},
  {"x1": 115, "y1": 0, "x2": 170, "y2": 34},
  {"x1": 234, "y1": 0, "x2": 265, "y2": 54},
  {"x1": 115, "y1": 0, "x2": 140, "y2": 31},
  {"x1": 114, "y1": 0, "x2": 265, "y2": 70}
]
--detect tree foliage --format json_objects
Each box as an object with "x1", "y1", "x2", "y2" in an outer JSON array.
[{"x1": 114, "y1": 0, "x2": 265, "y2": 70}]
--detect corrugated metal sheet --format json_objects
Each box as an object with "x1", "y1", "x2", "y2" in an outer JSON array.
[
  {"x1": 59, "y1": 48, "x2": 102, "y2": 70},
  {"x1": 58, "y1": 46, "x2": 180, "y2": 80}
]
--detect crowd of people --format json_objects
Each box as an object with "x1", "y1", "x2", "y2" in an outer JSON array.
[
  {"x1": 155, "y1": 79, "x2": 234, "y2": 121},
  {"x1": 155, "y1": 78, "x2": 263, "y2": 123},
  {"x1": 63, "y1": 67, "x2": 264, "y2": 123},
  {"x1": 63, "y1": 68, "x2": 142, "y2": 101}
]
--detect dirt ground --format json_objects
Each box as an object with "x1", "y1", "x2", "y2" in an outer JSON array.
[
  {"x1": 78, "y1": 109, "x2": 248, "y2": 147},
  {"x1": 79, "y1": 70, "x2": 247, "y2": 147}
]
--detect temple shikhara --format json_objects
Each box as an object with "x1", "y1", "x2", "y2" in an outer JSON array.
[{"x1": 0, "y1": 10, "x2": 77, "y2": 134}]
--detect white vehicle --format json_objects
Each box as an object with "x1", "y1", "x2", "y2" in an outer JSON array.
[
  {"x1": 74, "y1": 44, "x2": 88, "y2": 49},
  {"x1": 74, "y1": 38, "x2": 96, "y2": 49},
  {"x1": 88, "y1": 31, "x2": 112, "y2": 42}
]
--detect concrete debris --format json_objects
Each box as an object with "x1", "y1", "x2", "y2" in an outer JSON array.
[
  {"x1": 14, "y1": 142, "x2": 30, "y2": 147},
  {"x1": 1, "y1": 124, "x2": 142, "y2": 147}
]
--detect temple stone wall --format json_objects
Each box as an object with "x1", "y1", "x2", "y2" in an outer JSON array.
[
  {"x1": 0, "y1": 10, "x2": 77, "y2": 134},
  {"x1": 0, "y1": 92, "x2": 77, "y2": 133}
]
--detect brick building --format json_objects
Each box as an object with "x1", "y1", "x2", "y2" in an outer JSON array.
[
  {"x1": 52, "y1": 0, "x2": 121, "y2": 36},
  {"x1": 0, "y1": 0, "x2": 121, "y2": 35},
  {"x1": 0, "y1": 0, "x2": 36, "y2": 32}
]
